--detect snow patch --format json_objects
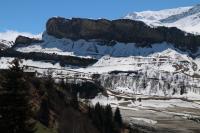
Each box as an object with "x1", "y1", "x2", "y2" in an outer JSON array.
[
  {"x1": 0, "y1": 30, "x2": 42, "y2": 42},
  {"x1": 131, "y1": 117, "x2": 157, "y2": 125}
]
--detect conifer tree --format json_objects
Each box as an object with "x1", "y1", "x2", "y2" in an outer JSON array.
[
  {"x1": 38, "y1": 97, "x2": 50, "y2": 127},
  {"x1": 114, "y1": 107, "x2": 123, "y2": 128},
  {"x1": 105, "y1": 104, "x2": 113, "y2": 133},
  {"x1": 0, "y1": 58, "x2": 35, "y2": 133}
]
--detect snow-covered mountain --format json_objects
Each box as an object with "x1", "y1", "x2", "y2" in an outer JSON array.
[
  {"x1": 2, "y1": 16, "x2": 200, "y2": 99},
  {"x1": 10, "y1": 33, "x2": 200, "y2": 98},
  {"x1": 1, "y1": 4, "x2": 200, "y2": 132},
  {"x1": 4, "y1": 42, "x2": 200, "y2": 98},
  {"x1": 124, "y1": 4, "x2": 200, "y2": 34}
]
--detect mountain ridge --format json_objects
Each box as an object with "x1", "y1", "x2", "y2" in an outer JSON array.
[
  {"x1": 124, "y1": 4, "x2": 200, "y2": 34},
  {"x1": 13, "y1": 17, "x2": 200, "y2": 58},
  {"x1": 1, "y1": 7, "x2": 200, "y2": 98}
]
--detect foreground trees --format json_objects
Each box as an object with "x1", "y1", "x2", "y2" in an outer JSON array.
[
  {"x1": 0, "y1": 59, "x2": 125, "y2": 133},
  {"x1": 114, "y1": 107, "x2": 123, "y2": 128},
  {"x1": 0, "y1": 59, "x2": 35, "y2": 133},
  {"x1": 88, "y1": 103, "x2": 123, "y2": 133}
]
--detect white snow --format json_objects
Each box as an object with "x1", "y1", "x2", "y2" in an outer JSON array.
[
  {"x1": 4, "y1": 29, "x2": 200, "y2": 100},
  {"x1": 91, "y1": 93, "x2": 120, "y2": 106},
  {"x1": 114, "y1": 87, "x2": 135, "y2": 94},
  {"x1": 131, "y1": 117, "x2": 157, "y2": 125},
  {"x1": 91, "y1": 93, "x2": 200, "y2": 112},
  {"x1": 133, "y1": 99, "x2": 200, "y2": 109},
  {"x1": 4, "y1": 39, "x2": 200, "y2": 98},
  {"x1": 16, "y1": 33, "x2": 183, "y2": 59},
  {"x1": 173, "y1": 92, "x2": 200, "y2": 100},
  {"x1": 125, "y1": 6, "x2": 191, "y2": 24},
  {"x1": 0, "y1": 57, "x2": 61, "y2": 70},
  {"x1": 124, "y1": 5, "x2": 200, "y2": 34},
  {"x1": 0, "y1": 30, "x2": 42, "y2": 43},
  {"x1": 75, "y1": 48, "x2": 194, "y2": 74},
  {"x1": 0, "y1": 39, "x2": 12, "y2": 48}
]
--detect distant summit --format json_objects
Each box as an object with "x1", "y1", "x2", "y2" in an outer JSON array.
[{"x1": 124, "y1": 4, "x2": 200, "y2": 34}]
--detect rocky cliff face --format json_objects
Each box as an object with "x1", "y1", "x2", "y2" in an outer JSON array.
[
  {"x1": 46, "y1": 17, "x2": 153, "y2": 43},
  {"x1": 46, "y1": 17, "x2": 200, "y2": 52}
]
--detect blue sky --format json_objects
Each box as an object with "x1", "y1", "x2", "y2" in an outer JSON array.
[{"x1": 0, "y1": 0, "x2": 199, "y2": 34}]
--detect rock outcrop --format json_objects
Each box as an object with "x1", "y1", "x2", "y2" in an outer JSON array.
[
  {"x1": 46, "y1": 17, "x2": 200, "y2": 52},
  {"x1": 0, "y1": 49, "x2": 97, "y2": 67},
  {"x1": 14, "y1": 35, "x2": 43, "y2": 47},
  {"x1": 46, "y1": 17, "x2": 161, "y2": 43},
  {"x1": 0, "y1": 40, "x2": 11, "y2": 50}
]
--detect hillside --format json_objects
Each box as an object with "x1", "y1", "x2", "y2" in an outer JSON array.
[
  {"x1": 124, "y1": 4, "x2": 200, "y2": 34},
  {"x1": 0, "y1": 17, "x2": 199, "y2": 99}
]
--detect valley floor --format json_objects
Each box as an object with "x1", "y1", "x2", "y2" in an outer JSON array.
[
  {"x1": 91, "y1": 91, "x2": 200, "y2": 133},
  {"x1": 122, "y1": 105, "x2": 200, "y2": 133}
]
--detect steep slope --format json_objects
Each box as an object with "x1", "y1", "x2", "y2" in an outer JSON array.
[{"x1": 124, "y1": 4, "x2": 200, "y2": 34}]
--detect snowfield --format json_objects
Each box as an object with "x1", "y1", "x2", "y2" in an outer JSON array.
[
  {"x1": 124, "y1": 4, "x2": 200, "y2": 34},
  {"x1": 130, "y1": 117, "x2": 157, "y2": 125},
  {"x1": 0, "y1": 30, "x2": 42, "y2": 44}
]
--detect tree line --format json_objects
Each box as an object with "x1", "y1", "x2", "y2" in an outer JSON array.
[
  {"x1": 88, "y1": 103, "x2": 123, "y2": 133},
  {"x1": 0, "y1": 58, "x2": 138, "y2": 133}
]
